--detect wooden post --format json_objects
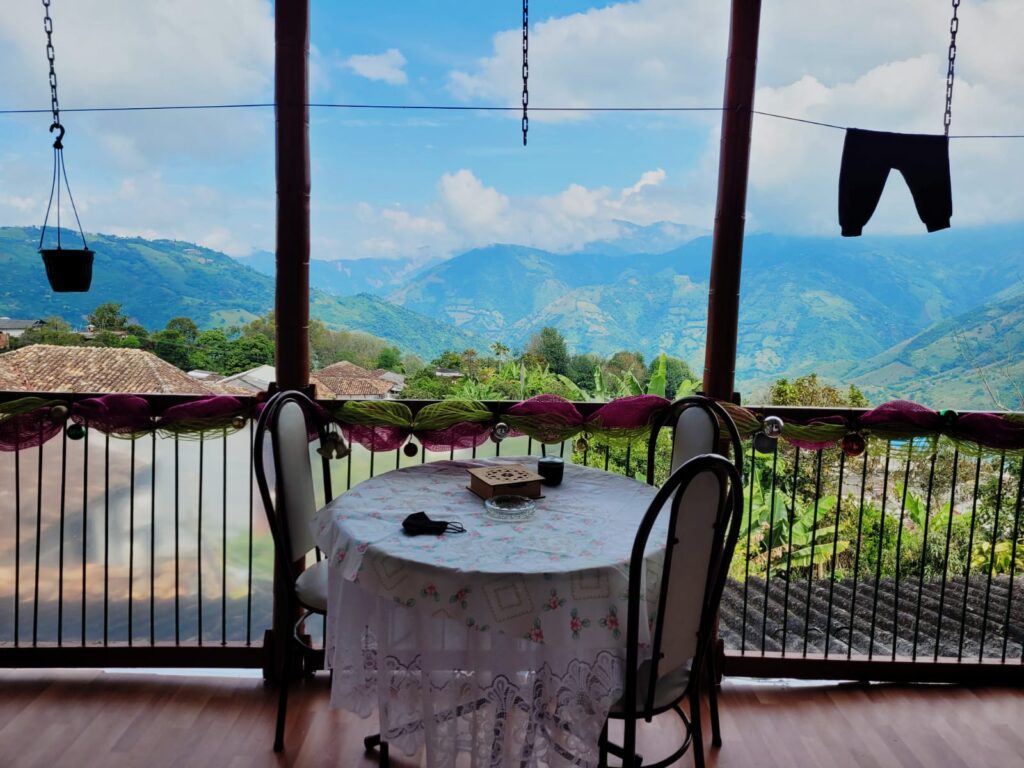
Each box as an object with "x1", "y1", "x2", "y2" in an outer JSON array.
[
  {"x1": 702, "y1": 0, "x2": 762, "y2": 403},
  {"x1": 267, "y1": 0, "x2": 310, "y2": 683}
]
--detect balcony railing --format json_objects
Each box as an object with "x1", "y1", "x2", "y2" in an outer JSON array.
[{"x1": 2, "y1": 392, "x2": 1021, "y2": 683}]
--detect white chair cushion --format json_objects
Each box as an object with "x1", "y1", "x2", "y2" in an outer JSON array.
[
  {"x1": 609, "y1": 658, "x2": 693, "y2": 714},
  {"x1": 295, "y1": 559, "x2": 328, "y2": 613}
]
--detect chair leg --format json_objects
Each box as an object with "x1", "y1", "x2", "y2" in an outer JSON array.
[
  {"x1": 273, "y1": 639, "x2": 292, "y2": 752},
  {"x1": 689, "y1": 687, "x2": 705, "y2": 768},
  {"x1": 364, "y1": 733, "x2": 390, "y2": 767},
  {"x1": 598, "y1": 721, "x2": 609, "y2": 768},
  {"x1": 707, "y1": 655, "x2": 722, "y2": 748}
]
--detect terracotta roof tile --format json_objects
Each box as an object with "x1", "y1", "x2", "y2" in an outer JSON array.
[
  {"x1": 317, "y1": 360, "x2": 375, "y2": 379},
  {"x1": 0, "y1": 345, "x2": 221, "y2": 395},
  {"x1": 313, "y1": 374, "x2": 395, "y2": 398}
]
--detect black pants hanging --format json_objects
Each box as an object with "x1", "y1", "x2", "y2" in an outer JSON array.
[{"x1": 838, "y1": 128, "x2": 952, "y2": 237}]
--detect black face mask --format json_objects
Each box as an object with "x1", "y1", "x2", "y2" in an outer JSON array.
[{"x1": 402, "y1": 511, "x2": 466, "y2": 536}]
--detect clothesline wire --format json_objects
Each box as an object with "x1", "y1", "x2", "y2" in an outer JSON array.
[{"x1": 0, "y1": 100, "x2": 1023, "y2": 138}]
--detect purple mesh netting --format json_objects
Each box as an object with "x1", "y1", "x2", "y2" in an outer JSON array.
[
  {"x1": 416, "y1": 422, "x2": 492, "y2": 452},
  {"x1": 0, "y1": 408, "x2": 62, "y2": 451},
  {"x1": 71, "y1": 394, "x2": 153, "y2": 434},
  {"x1": 505, "y1": 394, "x2": 584, "y2": 443},
  {"x1": 585, "y1": 395, "x2": 669, "y2": 431},
  {"x1": 787, "y1": 414, "x2": 847, "y2": 451},
  {"x1": 159, "y1": 395, "x2": 245, "y2": 431},
  {"x1": 954, "y1": 412, "x2": 1024, "y2": 451},
  {"x1": 342, "y1": 424, "x2": 409, "y2": 452},
  {"x1": 860, "y1": 400, "x2": 942, "y2": 432}
]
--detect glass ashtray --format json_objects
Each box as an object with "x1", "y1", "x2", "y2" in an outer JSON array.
[{"x1": 484, "y1": 494, "x2": 536, "y2": 522}]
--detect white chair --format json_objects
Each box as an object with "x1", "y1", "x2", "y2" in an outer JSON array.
[
  {"x1": 601, "y1": 424, "x2": 744, "y2": 766},
  {"x1": 253, "y1": 389, "x2": 388, "y2": 763},
  {"x1": 645, "y1": 395, "x2": 744, "y2": 486}
]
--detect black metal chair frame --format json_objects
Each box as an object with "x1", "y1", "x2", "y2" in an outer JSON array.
[
  {"x1": 253, "y1": 389, "x2": 388, "y2": 763},
  {"x1": 599, "y1": 453, "x2": 744, "y2": 768},
  {"x1": 645, "y1": 395, "x2": 745, "y2": 486}
]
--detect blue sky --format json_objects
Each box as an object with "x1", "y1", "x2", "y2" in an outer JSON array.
[{"x1": 1, "y1": 1, "x2": 1022, "y2": 261}]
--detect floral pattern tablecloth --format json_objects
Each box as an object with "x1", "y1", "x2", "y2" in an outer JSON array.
[
  {"x1": 312, "y1": 457, "x2": 666, "y2": 767},
  {"x1": 313, "y1": 458, "x2": 664, "y2": 647}
]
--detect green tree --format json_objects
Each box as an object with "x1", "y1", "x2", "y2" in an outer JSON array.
[
  {"x1": 14, "y1": 317, "x2": 81, "y2": 347},
  {"x1": 151, "y1": 329, "x2": 192, "y2": 369},
  {"x1": 224, "y1": 334, "x2": 274, "y2": 374},
  {"x1": 567, "y1": 354, "x2": 601, "y2": 392},
  {"x1": 87, "y1": 303, "x2": 129, "y2": 331},
  {"x1": 191, "y1": 329, "x2": 232, "y2": 372},
  {"x1": 527, "y1": 327, "x2": 570, "y2": 376},
  {"x1": 490, "y1": 341, "x2": 511, "y2": 362},
  {"x1": 765, "y1": 373, "x2": 869, "y2": 407},
  {"x1": 650, "y1": 355, "x2": 698, "y2": 400},
  {"x1": 602, "y1": 351, "x2": 647, "y2": 394},
  {"x1": 165, "y1": 317, "x2": 199, "y2": 346},
  {"x1": 375, "y1": 346, "x2": 402, "y2": 372},
  {"x1": 431, "y1": 350, "x2": 463, "y2": 370}
]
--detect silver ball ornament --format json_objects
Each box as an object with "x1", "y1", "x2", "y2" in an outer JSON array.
[
  {"x1": 491, "y1": 422, "x2": 510, "y2": 443},
  {"x1": 763, "y1": 415, "x2": 784, "y2": 439}
]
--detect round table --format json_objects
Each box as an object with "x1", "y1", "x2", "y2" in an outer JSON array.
[{"x1": 312, "y1": 457, "x2": 665, "y2": 768}]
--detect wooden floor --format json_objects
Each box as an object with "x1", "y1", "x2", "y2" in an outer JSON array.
[{"x1": 1, "y1": 670, "x2": 1022, "y2": 767}]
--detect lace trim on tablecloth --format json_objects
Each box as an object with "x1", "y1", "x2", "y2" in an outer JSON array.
[{"x1": 329, "y1": 627, "x2": 625, "y2": 768}]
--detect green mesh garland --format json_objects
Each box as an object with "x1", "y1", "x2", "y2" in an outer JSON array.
[
  {"x1": 330, "y1": 400, "x2": 413, "y2": 428},
  {"x1": 157, "y1": 418, "x2": 245, "y2": 440},
  {"x1": 413, "y1": 400, "x2": 492, "y2": 431},
  {"x1": 0, "y1": 397, "x2": 66, "y2": 418}
]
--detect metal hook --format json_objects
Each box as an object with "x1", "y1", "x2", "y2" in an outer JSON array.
[{"x1": 49, "y1": 121, "x2": 64, "y2": 149}]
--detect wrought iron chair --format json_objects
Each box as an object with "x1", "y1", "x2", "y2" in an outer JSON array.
[
  {"x1": 645, "y1": 395, "x2": 744, "y2": 486},
  {"x1": 599, "y1": 452, "x2": 744, "y2": 768},
  {"x1": 253, "y1": 389, "x2": 388, "y2": 763}
]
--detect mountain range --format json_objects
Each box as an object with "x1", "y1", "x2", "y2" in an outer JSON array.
[
  {"x1": 3, "y1": 222, "x2": 1022, "y2": 409},
  {"x1": 0, "y1": 227, "x2": 484, "y2": 360}
]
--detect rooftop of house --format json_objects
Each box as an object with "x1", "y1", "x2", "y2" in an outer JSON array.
[
  {"x1": 312, "y1": 373, "x2": 395, "y2": 399},
  {"x1": 219, "y1": 364, "x2": 277, "y2": 392},
  {"x1": 0, "y1": 318, "x2": 42, "y2": 331},
  {"x1": 0, "y1": 344, "x2": 226, "y2": 395}
]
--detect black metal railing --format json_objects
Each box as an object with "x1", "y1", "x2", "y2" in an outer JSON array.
[{"x1": 2, "y1": 394, "x2": 1022, "y2": 682}]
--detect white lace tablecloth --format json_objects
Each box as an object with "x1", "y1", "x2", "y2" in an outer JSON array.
[{"x1": 312, "y1": 457, "x2": 665, "y2": 767}]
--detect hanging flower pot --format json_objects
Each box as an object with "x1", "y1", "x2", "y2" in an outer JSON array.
[
  {"x1": 40, "y1": 246, "x2": 94, "y2": 292},
  {"x1": 36, "y1": 6, "x2": 95, "y2": 293}
]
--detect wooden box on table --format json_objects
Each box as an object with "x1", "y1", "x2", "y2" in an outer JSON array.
[{"x1": 466, "y1": 464, "x2": 544, "y2": 500}]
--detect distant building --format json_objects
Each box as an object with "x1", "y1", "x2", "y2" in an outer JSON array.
[
  {"x1": 186, "y1": 369, "x2": 226, "y2": 383},
  {"x1": 313, "y1": 360, "x2": 404, "y2": 399},
  {"x1": 217, "y1": 364, "x2": 276, "y2": 393},
  {"x1": 0, "y1": 344, "x2": 230, "y2": 395},
  {"x1": 0, "y1": 317, "x2": 43, "y2": 339},
  {"x1": 434, "y1": 367, "x2": 463, "y2": 379}
]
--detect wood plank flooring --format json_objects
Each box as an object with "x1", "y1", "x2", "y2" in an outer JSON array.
[{"x1": 1, "y1": 670, "x2": 1022, "y2": 767}]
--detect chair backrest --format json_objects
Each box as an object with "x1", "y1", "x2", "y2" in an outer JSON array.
[
  {"x1": 253, "y1": 390, "x2": 334, "y2": 576},
  {"x1": 646, "y1": 395, "x2": 744, "y2": 485},
  {"x1": 624, "y1": 452, "x2": 743, "y2": 720}
]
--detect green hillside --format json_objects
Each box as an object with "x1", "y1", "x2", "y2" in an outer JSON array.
[
  {"x1": 835, "y1": 291, "x2": 1024, "y2": 409},
  {"x1": 389, "y1": 226, "x2": 1024, "y2": 396},
  {"x1": 0, "y1": 227, "x2": 484, "y2": 359}
]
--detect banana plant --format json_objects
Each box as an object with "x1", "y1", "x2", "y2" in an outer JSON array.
[{"x1": 741, "y1": 462, "x2": 849, "y2": 578}]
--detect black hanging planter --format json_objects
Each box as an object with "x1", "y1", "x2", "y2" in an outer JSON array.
[
  {"x1": 38, "y1": 123, "x2": 95, "y2": 293},
  {"x1": 40, "y1": 246, "x2": 94, "y2": 292}
]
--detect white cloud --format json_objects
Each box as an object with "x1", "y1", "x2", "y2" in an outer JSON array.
[
  {"x1": 0, "y1": 0, "x2": 274, "y2": 162},
  {"x1": 344, "y1": 167, "x2": 707, "y2": 259},
  {"x1": 447, "y1": 0, "x2": 1024, "y2": 233},
  {"x1": 344, "y1": 49, "x2": 408, "y2": 85}
]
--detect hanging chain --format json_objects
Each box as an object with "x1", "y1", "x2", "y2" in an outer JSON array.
[
  {"x1": 520, "y1": 0, "x2": 528, "y2": 145},
  {"x1": 42, "y1": 0, "x2": 62, "y2": 143},
  {"x1": 943, "y1": 0, "x2": 960, "y2": 136}
]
